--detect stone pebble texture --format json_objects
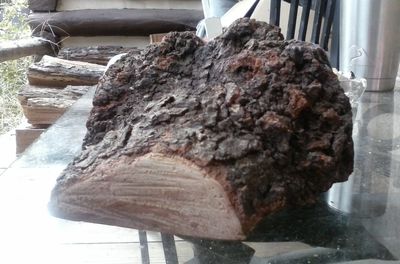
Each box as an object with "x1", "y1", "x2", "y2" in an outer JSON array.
[{"x1": 55, "y1": 18, "x2": 354, "y2": 233}]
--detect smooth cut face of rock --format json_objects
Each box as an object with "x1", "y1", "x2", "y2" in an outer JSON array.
[{"x1": 49, "y1": 18, "x2": 354, "y2": 240}]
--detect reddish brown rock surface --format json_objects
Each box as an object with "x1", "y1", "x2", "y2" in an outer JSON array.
[{"x1": 50, "y1": 18, "x2": 354, "y2": 240}]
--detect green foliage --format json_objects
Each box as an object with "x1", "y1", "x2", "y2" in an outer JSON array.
[{"x1": 0, "y1": 0, "x2": 31, "y2": 134}]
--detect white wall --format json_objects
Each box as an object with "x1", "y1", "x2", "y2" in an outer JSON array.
[
  {"x1": 60, "y1": 36, "x2": 150, "y2": 49},
  {"x1": 57, "y1": 0, "x2": 203, "y2": 11}
]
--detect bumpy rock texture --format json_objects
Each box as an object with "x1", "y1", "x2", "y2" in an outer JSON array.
[{"x1": 52, "y1": 18, "x2": 353, "y2": 235}]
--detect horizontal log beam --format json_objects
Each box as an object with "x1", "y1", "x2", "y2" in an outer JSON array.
[
  {"x1": 28, "y1": 9, "x2": 204, "y2": 37},
  {"x1": 28, "y1": 0, "x2": 57, "y2": 12},
  {"x1": 0, "y1": 37, "x2": 54, "y2": 63}
]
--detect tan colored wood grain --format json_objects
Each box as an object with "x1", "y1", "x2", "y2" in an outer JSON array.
[
  {"x1": 50, "y1": 153, "x2": 245, "y2": 240},
  {"x1": 58, "y1": 46, "x2": 135, "y2": 65},
  {"x1": 27, "y1": 55, "x2": 106, "y2": 87},
  {"x1": 18, "y1": 85, "x2": 91, "y2": 125}
]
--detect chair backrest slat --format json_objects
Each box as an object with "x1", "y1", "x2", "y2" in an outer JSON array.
[
  {"x1": 270, "y1": 0, "x2": 282, "y2": 26},
  {"x1": 298, "y1": 0, "x2": 312, "y2": 41},
  {"x1": 161, "y1": 233, "x2": 179, "y2": 264},
  {"x1": 311, "y1": 0, "x2": 326, "y2": 44},
  {"x1": 320, "y1": 0, "x2": 336, "y2": 50},
  {"x1": 245, "y1": 0, "x2": 261, "y2": 18},
  {"x1": 265, "y1": 0, "x2": 336, "y2": 51},
  {"x1": 286, "y1": 0, "x2": 300, "y2": 39},
  {"x1": 138, "y1": 231, "x2": 150, "y2": 264}
]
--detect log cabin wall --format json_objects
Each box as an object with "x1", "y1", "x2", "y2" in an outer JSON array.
[
  {"x1": 28, "y1": 0, "x2": 204, "y2": 48},
  {"x1": 27, "y1": 0, "x2": 325, "y2": 49}
]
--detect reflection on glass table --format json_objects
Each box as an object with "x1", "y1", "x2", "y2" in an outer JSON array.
[{"x1": 1, "y1": 85, "x2": 399, "y2": 264}]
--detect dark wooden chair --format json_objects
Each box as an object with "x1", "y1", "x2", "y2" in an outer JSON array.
[
  {"x1": 270, "y1": 0, "x2": 336, "y2": 50},
  {"x1": 245, "y1": 0, "x2": 340, "y2": 67}
]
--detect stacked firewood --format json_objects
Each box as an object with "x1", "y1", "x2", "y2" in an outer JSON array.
[{"x1": 16, "y1": 46, "x2": 134, "y2": 153}]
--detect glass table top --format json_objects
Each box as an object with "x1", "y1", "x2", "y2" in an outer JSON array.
[{"x1": 1, "y1": 83, "x2": 399, "y2": 264}]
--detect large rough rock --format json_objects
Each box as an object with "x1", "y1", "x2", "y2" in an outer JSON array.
[{"x1": 49, "y1": 18, "x2": 353, "y2": 240}]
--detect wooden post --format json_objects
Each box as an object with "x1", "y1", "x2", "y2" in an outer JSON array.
[{"x1": 0, "y1": 37, "x2": 54, "y2": 63}]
